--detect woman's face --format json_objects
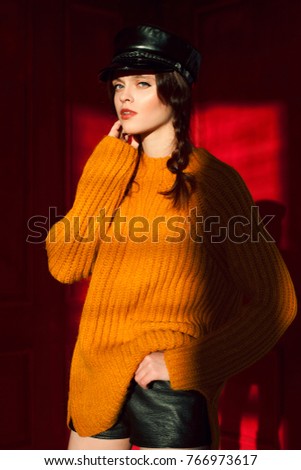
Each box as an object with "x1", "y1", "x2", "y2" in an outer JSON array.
[{"x1": 112, "y1": 74, "x2": 173, "y2": 138}]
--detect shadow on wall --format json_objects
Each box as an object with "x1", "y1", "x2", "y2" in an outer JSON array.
[{"x1": 219, "y1": 200, "x2": 298, "y2": 449}]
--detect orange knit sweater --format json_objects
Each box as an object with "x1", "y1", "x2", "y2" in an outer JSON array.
[{"x1": 46, "y1": 136, "x2": 297, "y2": 449}]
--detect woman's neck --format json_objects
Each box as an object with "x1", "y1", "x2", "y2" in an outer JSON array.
[{"x1": 140, "y1": 121, "x2": 176, "y2": 158}]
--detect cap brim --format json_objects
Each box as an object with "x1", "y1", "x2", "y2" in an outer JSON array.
[{"x1": 98, "y1": 60, "x2": 174, "y2": 82}]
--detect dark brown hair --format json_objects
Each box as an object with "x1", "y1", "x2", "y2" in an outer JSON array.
[
  {"x1": 156, "y1": 71, "x2": 195, "y2": 208},
  {"x1": 108, "y1": 70, "x2": 195, "y2": 209}
]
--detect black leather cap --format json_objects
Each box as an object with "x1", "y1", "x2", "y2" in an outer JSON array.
[{"x1": 99, "y1": 25, "x2": 201, "y2": 85}]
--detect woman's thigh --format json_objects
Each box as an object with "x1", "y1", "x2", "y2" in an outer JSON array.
[{"x1": 68, "y1": 430, "x2": 131, "y2": 450}]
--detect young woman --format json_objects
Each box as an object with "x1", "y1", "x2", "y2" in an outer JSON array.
[{"x1": 46, "y1": 25, "x2": 297, "y2": 450}]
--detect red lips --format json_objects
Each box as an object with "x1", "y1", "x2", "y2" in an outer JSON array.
[{"x1": 120, "y1": 108, "x2": 137, "y2": 119}]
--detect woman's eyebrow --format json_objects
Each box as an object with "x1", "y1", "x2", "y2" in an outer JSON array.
[
  {"x1": 112, "y1": 74, "x2": 155, "y2": 84},
  {"x1": 134, "y1": 75, "x2": 154, "y2": 79},
  {"x1": 121, "y1": 74, "x2": 154, "y2": 80}
]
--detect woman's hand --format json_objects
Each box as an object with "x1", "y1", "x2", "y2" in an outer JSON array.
[
  {"x1": 134, "y1": 351, "x2": 170, "y2": 389},
  {"x1": 108, "y1": 120, "x2": 140, "y2": 149}
]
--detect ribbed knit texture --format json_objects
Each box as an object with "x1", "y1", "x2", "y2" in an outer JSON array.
[{"x1": 46, "y1": 136, "x2": 297, "y2": 449}]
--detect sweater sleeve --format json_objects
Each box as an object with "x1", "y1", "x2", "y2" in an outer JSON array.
[
  {"x1": 45, "y1": 136, "x2": 138, "y2": 284},
  {"x1": 164, "y1": 156, "x2": 297, "y2": 395}
]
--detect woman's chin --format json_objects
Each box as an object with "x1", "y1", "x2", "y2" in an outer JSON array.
[{"x1": 121, "y1": 124, "x2": 141, "y2": 135}]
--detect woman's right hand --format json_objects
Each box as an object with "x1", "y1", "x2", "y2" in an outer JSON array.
[
  {"x1": 134, "y1": 351, "x2": 170, "y2": 389},
  {"x1": 108, "y1": 120, "x2": 140, "y2": 149}
]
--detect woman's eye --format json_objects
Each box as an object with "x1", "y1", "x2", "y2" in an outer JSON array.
[
  {"x1": 113, "y1": 83, "x2": 123, "y2": 91},
  {"x1": 137, "y1": 81, "x2": 151, "y2": 87}
]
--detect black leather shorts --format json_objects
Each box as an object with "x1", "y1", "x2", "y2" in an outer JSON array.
[{"x1": 70, "y1": 380, "x2": 211, "y2": 448}]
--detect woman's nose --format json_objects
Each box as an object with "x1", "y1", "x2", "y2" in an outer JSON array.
[{"x1": 119, "y1": 87, "x2": 133, "y2": 103}]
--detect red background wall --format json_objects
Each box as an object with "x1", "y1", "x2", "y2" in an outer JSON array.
[{"x1": 0, "y1": 0, "x2": 300, "y2": 449}]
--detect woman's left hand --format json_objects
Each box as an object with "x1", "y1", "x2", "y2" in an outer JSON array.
[{"x1": 134, "y1": 351, "x2": 170, "y2": 389}]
